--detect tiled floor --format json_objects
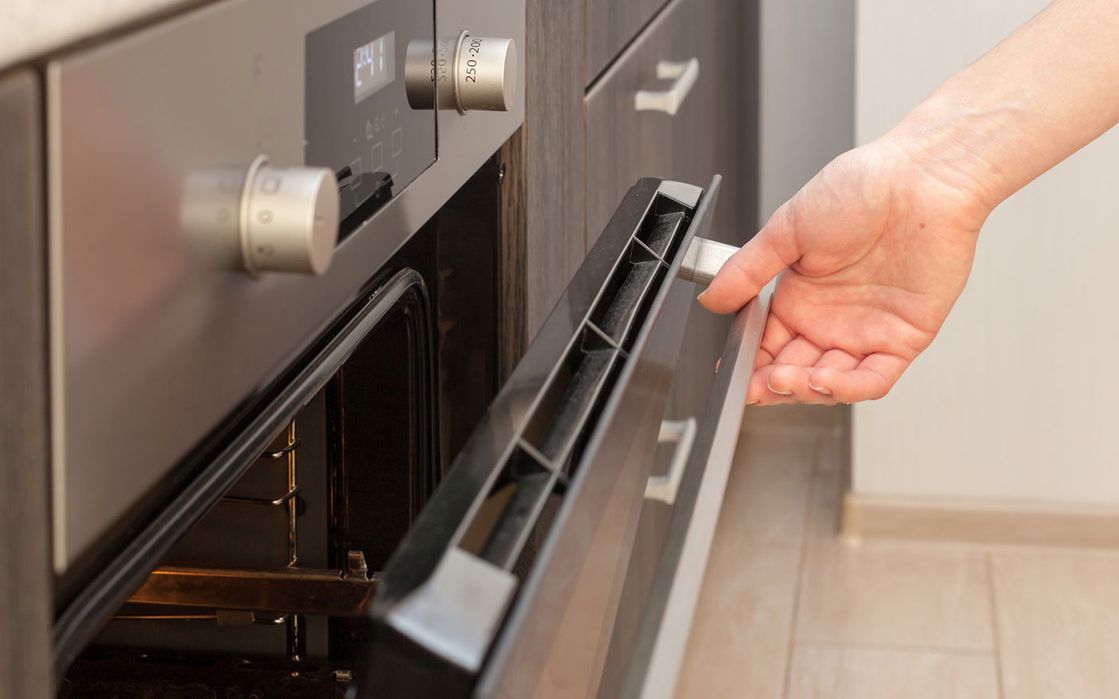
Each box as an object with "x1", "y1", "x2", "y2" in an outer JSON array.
[{"x1": 676, "y1": 407, "x2": 1119, "y2": 698}]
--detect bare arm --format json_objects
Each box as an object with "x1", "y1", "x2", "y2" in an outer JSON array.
[
  {"x1": 700, "y1": 0, "x2": 1119, "y2": 405},
  {"x1": 898, "y1": 0, "x2": 1119, "y2": 208}
]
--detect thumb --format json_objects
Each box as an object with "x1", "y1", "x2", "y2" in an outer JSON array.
[{"x1": 698, "y1": 204, "x2": 799, "y2": 314}]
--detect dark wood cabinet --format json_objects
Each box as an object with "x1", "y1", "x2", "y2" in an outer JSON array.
[{"x1": 585, "y1": 0, "x2": 671, "y2": 85}]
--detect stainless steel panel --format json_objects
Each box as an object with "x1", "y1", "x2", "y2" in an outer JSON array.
[
  {"x1": 47, "y1": 0, "x2": 524, "y2": 571},
  {"x1": 0, "y1": 68, "x2": 54, "y2": 699}
]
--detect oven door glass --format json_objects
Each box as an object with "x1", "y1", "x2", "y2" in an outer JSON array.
[{"x1": 357, "y1": 176, "x2": 769, "y2": 698}]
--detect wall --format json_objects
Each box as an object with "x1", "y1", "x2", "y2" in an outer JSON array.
[
  {"x1": 758, "y1": 0, "x2": 855, "y2": 221},
  {"x1": 853, "y1": 0, "x2": 1119, "y2": 504}
]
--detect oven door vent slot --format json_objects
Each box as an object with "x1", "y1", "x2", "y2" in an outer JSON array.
[{"x1": 478, "y1": 215, "x2": 684, "y2": 567}]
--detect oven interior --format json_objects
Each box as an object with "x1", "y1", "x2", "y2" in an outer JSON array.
[{"x1": 58, "y1": 160, "x2": 502, "y2": 697}]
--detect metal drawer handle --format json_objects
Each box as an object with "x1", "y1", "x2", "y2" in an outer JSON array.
[
  {"x1": 645, "y1": 417, "x2": 698, "y2": 504},
  {"x1": 634, "y1": 58, "x2": 700, "y2": 116}
]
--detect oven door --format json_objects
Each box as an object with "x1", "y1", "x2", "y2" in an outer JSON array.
[{"x1": 359, "y1": 176, "x2": 770, "y2": 698}]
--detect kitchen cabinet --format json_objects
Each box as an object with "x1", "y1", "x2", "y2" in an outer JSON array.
[{"x1": 585, "y1": 0, "x2": 670, "y2": 85}]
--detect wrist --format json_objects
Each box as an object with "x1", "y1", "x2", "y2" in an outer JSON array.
[{"x1": 885, "y1": 87, "x2": 1025, "y2": 216}]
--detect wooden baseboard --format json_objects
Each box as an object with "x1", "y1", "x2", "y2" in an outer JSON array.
[{"x1": 842, "y1": 492, "x2": 1119, "y2": 549}]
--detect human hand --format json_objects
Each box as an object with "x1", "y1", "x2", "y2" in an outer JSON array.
[{"x1": 700, "y1": 136, "x2": 994, "y2": 405}]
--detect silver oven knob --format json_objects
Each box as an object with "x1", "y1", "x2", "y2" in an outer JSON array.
[
  {"x1": 405, "y1": 33, "x2": 517, "y2": 113},
  {"x1": 239, "y1": 156, "x2": 339, "y2": 276},
  {"x1": 454, "y1": 35, "x2": 516, "y2": 112}
]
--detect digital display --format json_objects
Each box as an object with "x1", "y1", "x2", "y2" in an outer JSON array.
[{"x1": 353, "y1": 31, "x2": 395, "y2": 104}]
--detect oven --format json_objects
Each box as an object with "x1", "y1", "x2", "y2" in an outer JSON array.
[{"x1": 46, "y1": 0, "x2": 769, "y2": 697}]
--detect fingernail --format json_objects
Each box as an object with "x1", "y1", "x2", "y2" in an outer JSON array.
[
  {"x1": 697, "y1": 291, "x2": 708, "y2": 303},
  {"x1": 766, "y1": 381, "x2": 792, "y2": 396},
  {"x1": 809, "y1": 382, "x2": 832, "y2": 396}
]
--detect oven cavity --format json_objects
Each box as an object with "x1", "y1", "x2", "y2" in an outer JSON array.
[{"x1": 60, "y1": 282, "x2": 433, "y2": 695}]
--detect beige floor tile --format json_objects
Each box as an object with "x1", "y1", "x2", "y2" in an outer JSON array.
[
  {"x1": 991, "y1": 549, "x2": 1119, "y2": 699},
  {"x1": 724, "y1": 426, "x2": 821, "y2": 547},
  {"x1": 810, "y1": 421, "x2": 846, "y2": 475},
  {"x1": 676, "y1": 543, "x2": 801, "y2": 699},
  {"x1": 806, "y1": 469, "x2": 843, "y2": 542},
  {"x1": 796, "y1": 472, "x2": 994, "y2": 650},
  {"x1": 786, "y1": 645, "x2": 1000, "y2": 699}
]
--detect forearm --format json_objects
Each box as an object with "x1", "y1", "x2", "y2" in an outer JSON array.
[{"x1": 888, "y1": 0, "x2": 1119, "y2": 211}]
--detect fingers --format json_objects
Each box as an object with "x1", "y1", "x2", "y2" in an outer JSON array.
[
  {"x1": 747, "y1": 336, "x2": 825, "y2": 405},
  {"x1": 699, "y1": 206, "x2": 799, "y2": 314},
  {"x1": 806, "y1": 354, "x2": 908, "y2": 403},
  {"x1": 750, "y1": 364, "x2": 835, "y2": 406},
  {"x1": 807, "y1": 349, "x2": 861, "y2": 396},
  {"x1": 747, "y1": 342, "x2": 908, "y2": 406}
]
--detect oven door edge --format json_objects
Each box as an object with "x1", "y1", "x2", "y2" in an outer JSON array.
[
  {"x1": 621, "y1": 280, "x2": 774, "y2": 699},
  {"x1": 359, "y1": 175, "x2": 755, "y2": 698}
]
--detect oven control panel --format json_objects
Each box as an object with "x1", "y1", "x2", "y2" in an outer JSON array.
[
  {"x1": 48, "y1": 0, "x2": 524, "y2": 574},
  {"x1": 305, "y1": 0, "x2": 435, "y2": 232}
]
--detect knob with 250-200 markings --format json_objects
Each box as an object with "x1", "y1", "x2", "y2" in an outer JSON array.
[
  {"x1": 182, "y1": 156, "x2": 340, "y2": 276},
  {"x1": 405, "y1": 33, "x2": 517, "y2": 112}
]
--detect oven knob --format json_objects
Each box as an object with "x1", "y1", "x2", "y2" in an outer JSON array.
[
  {"x1": 405, "y1": 34, "x2": 517, "y2": 112},
  {"x1": 454, "y1": 35, "x2": 517, "y2": 112},
  {"x1": 404, "y1": 37, "x2": 456, "y2": 110},
  {"x1": 240, "y1": 156, "x2": 339, "y2": 276}
]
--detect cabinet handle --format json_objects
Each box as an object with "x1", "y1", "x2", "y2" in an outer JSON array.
[
  {"x1": 645, "y1": 418, "x2": 698, "y2": 505},
  {"x1": 634, "y1": 58, "x2": 700, "y2": 116}
]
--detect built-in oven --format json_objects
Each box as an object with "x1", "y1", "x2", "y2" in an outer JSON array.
[{"x1": 45, "y1": 0, "x2": 769, "y2": 696}]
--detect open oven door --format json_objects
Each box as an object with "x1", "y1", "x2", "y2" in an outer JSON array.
[{"x1": 359, "y1": 176, "x2": 771, "y2": 699}]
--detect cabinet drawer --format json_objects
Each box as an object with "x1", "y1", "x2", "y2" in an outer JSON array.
[
  {"x1": 585, "y1": 0, "x2": 669, "y2": 84},
  {"x1": 586, "y1": 0, "x2": 751, "y2": 424},
  {"x1": 585, "y1": 0, "x2": 748, "y2": 253}
]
